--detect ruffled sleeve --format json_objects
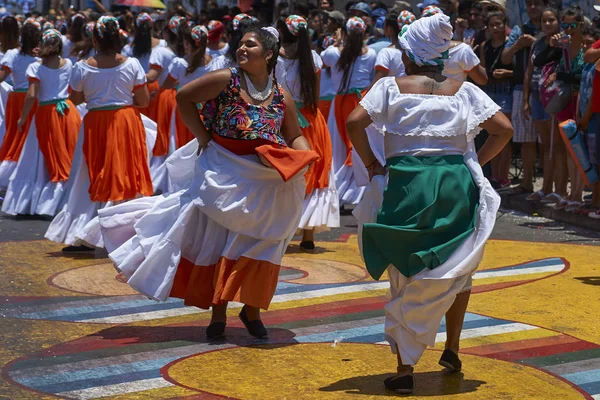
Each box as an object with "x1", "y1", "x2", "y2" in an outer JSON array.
[
  {"x1": 460, "y1": 82, "x2": 501, "y2": 141},
  {"x1": 359, "y1": 77, "x2": 397, "y2": 133}
]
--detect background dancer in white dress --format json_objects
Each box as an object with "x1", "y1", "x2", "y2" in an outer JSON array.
[
  {"x1": 276, "y1": 15, "x2": 339, "y2": 251},
  {"x1": 347, "y1": 14, "x2": 513, "y2": 394},
  {"x1": 2, "y1": 29, "x2": 81, "y2": 216},
  {"x1": 206, "y1": 20, "x2": 229, "y2": 58},
  {"x1": 321, "y1": 16, "x2": 375, "y2": 209},
  {"x1": 371, "y1": 10, "x2": 415, "y2": 85},
  {"x1": 0, "y1": 22, "x2": 40, "y2": 190},
  {"x1": 98, "y1": 27, "x2": 316, "y2": 340},
  {"x1": 62, "y1": 13, "x2": 87, "y2": 64},
  {"x1": 0, "y1": 16, "x2": 19, "y2": 146},
  {"x1": 45, "y1": 16, "x2": 154, "y2": 253},
  {"x1": 210, "y1": 14, "x2": 255, "y2": 70}
]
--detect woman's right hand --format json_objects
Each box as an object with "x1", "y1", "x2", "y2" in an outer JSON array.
[
  {"x1": 367, "y1": 161, "x2": 386, "y2": 181},
  {"x1": 196, "y1": 133, "x2": 211, "y2": 155},
  {"x1": 549, "y1": 33, "x2": 562, "y2": 48},
  {"x1": 523, "y1": 102, "x2": 531, "y2": 120}
]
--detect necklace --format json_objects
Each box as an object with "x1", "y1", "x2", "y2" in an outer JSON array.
[{"x1": 242, "y1": 71, "x2": 273, "y2": 102}]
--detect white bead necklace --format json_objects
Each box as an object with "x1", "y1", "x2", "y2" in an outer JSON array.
[{"x1": 242, "y1": 71, "x2": 273, "y2": 102}]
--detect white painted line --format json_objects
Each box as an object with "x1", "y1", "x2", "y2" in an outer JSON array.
[
  {"x1": 435, "y1": 323, "x2": 538, "y2": 342},
  {"x1": 79, "y1": 306, "x2": 207, "y2": 323},
  {"x1": 473, "y1": 265, "x2": 564, "y2": 280},
  {"x1": 56, "y1": 378, "x2": 173, "y2": 400}
]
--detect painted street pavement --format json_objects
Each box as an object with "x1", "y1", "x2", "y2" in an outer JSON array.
[{"x1": 0, "y1": 237, "x2": 599, "y2": 399}]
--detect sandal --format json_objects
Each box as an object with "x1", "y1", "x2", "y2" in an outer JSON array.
[
  {"x1": 439, "y1": 349, "x2": 462, "y2": 372},
  {"x1": 526, "y1": 190, "x2": 546, "y2": 201},
  {"x1": 384, "y1": 368, "x2": 415, "y2": 395},
  {"x1": 565, "y1": 201, "x2": 584, "y2": 212},
  {"x1": 589, "y1": 209, "x2": 600, "y2": 219},
  {"x1": 299, "y1": 241, "x2": 315, "y2": 252},
  {"x1": 506, "y1": 185, "x2": 533, "y2": 195},
  {"x1": 541, "y1": 193, "x2": 563, "y2": 204},
  {"x1": 553, "y1": 199, "x2": 569, "y2": 210}
]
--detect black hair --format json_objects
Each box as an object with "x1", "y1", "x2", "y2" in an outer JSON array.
[
  {"x1": 165, "y1": 21, "x2": 186, "y2": 57},
  {"x1": 336, "y1": 22, "x2": 365, "y2": 94},
  {"x1": 183, "y1": 25, "x2": 209, "y2": 75},
  {"x1": 583, "y1": 26, "x2": 600, "y2": 41},
  {"x1": 94, "y1": 19, "x2": 121, "y2": 55},
  {"x1": 294, "y1": 3, "x2": 310, "y2": 18},
  {"x1": 20, "y1": 24, "x2": 41, "y2": 56},
  {"x1": 243, "y1": 27, "x2": 280, "y2": 75},
  {"x1": 345, "y1": 1, "x2": 357, "y2": 13},
  {"x1": 39, "y1": 35, "x2": 63, "y2": 59},
  {"x1": 561, "y1": 5, "x2": 584, "y2": 23},
  {"x1": 0, "y1": 16, "x2": 20, "y2": 53},
  {"x1": 276, "y1": 18, "x2": 318, "y2": 113},
  {"x1": 133, "y1": 18, "x2": 152, "y2": 58},
  {"x1": 384, "y1": 12, "x2": 400, "y2": 37},
  {"x1": 540, "y1": 7, "x2": 559, "y2": 23},
  {"x1": 458, "y1": 0, "x2": 473, "y2": 14},
  {"x1": 226, "y1": 17, "x2": 255, "y2": 61},
  {"x1": 486, "y1": 10, "x2": 507, "y2": 25},
  {"x1": 69, "y1": 14, "x2": 87, "y2": 43},
  {"x1": 470, "y1": 3, "x2": 483, "y2": 12}
]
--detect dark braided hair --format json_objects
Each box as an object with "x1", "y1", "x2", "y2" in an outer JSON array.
[
  {"x1": 225, "y1": 17, "x2": 255, "y2": 62},
  {"x1": 337, "y1": 21, "x2": 366, "y2": 94},
  {"x1": 20, "y1": 24, "x2": 41, "y2": 56}
]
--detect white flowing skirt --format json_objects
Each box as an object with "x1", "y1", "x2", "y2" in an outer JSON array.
[
  {"x1": 98, "y1": 141, "x2": 306, "y2": 303},
  {"x1": 0, "y1": 81, "x2": 13, "y2": 147},
  {"x1": 327, "y1": 96, "x2": 365, "y2": 207},
  {"x1": 298, "y1": 167, "x2": 340, "y2": 232},
  {"x1": 149, "y1": 110, "x2": 177, "y2": 194},
  {"x1": 353, "y1": 142, "x2": 500, "y2": 366},
  {"x1": 44, "y1": 113, "x2": 157, "y2": 247}
]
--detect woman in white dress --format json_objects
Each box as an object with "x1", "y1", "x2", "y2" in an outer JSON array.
[
  {"x1": 347, "y1": 14, "x2": 513, "y2": 394},
  {"x1": 0, "y1": 22, "x2": 40, "y2": 189},
  {"x1": 371, "y1": 10, "x2": 415, "y2": 85},
  {"x1": 62, "y1": 13, "x2": 87, "y2": 64},
  {"x1": 45, "y1": 16, "x2": 154, "y2": 253},
  {"x1": 2, "y1": 29, "x2": 81, "y2": 216},
  {"x1": 0, "y1": 16, "x2": 19, "y2": 146},
  {"x1": 276, "y1": 15, "x2": 339, "y2": 250},
  {"x1": 321, "y1": 16, "x2": 376, "y2": 208},
  {"x1": 97, "y1": 27, "x2": 316, "y2": 340}
]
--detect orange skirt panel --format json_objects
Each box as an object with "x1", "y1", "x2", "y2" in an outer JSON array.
[
  {"x1": 139, "y1": 81, "x2": 160, "y2": 121},
  {"x1": 153, "y1": 88, "x2": 177, "y2": 156},
  {"x1": 82, "y1": 107, "x2": 154, "y2": 202},
  {"x1": 318, "y1": 99, "x2": 332, "y2": 121},
  {"x1": 0, "y1": 92, "x2": 38, "y2": 162},
  {"x1": 174, "y1": 106, "x2": 195, "y2": 148},
  {"x1": 333, "y1": 93, "x2": 361, "y2": 166},
  {"x1": 299, "y1": 107, "x2": 332, "y2": 195},
  {"x1": 35, "y1": 101, "x2": 81, "y2": 182},
  {"x1": 170, "y1": 256, "x2": 280, "y2": 310}
]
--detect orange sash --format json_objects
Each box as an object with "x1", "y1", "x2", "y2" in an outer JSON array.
[
  {"x1": 298, "y1": 107, "x2": 332, "y2": 195},
  {"x1": 35, "y1": 100, "x2": 80, "y2": 182},
  {"x1": 333, "y1": 93, "x2": 361, "y2": 166},
  {"x1": 83, "y1": 107, "x2": 154, "y2": 202},
  {"x1": 0, "y1": 91, "x2": 37, "y2": 162}
]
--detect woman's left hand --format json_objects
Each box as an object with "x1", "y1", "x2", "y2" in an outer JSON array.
[{"x1": 16, "y1": 117, "x2": 26, "y2": 132}]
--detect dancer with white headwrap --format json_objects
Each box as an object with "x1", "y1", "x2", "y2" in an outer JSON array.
[{"x1": 347, "y1": 14, "x2": 513, "y2": 394}]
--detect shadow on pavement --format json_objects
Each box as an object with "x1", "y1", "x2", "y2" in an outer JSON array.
[{"x1": 319, "y1": 371, "x2": 485, "y2": 397}]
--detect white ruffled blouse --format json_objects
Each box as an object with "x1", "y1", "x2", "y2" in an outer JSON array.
[{"x1": 359, "y1": 77, "x2": 501, "y2": 160}]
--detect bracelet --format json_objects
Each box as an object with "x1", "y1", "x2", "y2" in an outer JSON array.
[{"x1": 365, "y1": 160, "x2": 379, "y2": 170}]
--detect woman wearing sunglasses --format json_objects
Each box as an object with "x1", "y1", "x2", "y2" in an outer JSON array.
[{"x1": 533, "y1": 5, "x2": 586, "y2": 212}]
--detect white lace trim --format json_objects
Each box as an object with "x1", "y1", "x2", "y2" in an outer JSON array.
[{"x1": 466, "y1": 103, "x2": 501, "y2": 142}]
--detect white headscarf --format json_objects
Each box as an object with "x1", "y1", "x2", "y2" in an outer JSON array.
[{"x1": 398, "y1": 13, "x2": 453, "y2": 68}]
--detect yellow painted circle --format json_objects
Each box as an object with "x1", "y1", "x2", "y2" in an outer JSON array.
[
  {"x1": 51, "y1": 263, "x2": 138, "y2": 296},
  {"x1": 166, "y1": 343, "x2": 583, "y2": 399},
  {"x1": 281, "y1": 256, "x2": 368, "y2": 284}
]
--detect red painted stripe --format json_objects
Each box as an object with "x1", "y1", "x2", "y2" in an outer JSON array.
[
  {"x1": 484, "y1": 341, "x2": 599, "y2": 362},
  {"x1": 464, "y1": 334, "x2": 576, "y2": 356},
  {"x1": 472, "y1": 280, "x2": 531, "y2": 293}
]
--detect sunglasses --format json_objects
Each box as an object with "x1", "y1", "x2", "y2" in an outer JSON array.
[{"x1": 561, "y1": 22, "x2": 579, "y2": 30}]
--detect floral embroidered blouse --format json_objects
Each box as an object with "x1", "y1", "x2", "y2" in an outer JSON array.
[{"x1": 201, "y1": 67, "x2": 287, "y2": 146}]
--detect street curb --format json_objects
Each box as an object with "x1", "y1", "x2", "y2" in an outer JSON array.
[{"x1": 500, "y1": 192, "x2": 600, "y2": 231}]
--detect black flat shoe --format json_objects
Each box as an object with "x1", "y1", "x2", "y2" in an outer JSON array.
[
  {"x1": 384, "y1": 374, "x2": 414, "y2": 394},
  {"x1": 239, "y1": 307, "x2": 268, "y2": 339},
  {"x1": 439, "y1": 349, "x2": 462, "y2": 372},
  {"x1": 206, "y1": 322, "x2": 226, "y2": 339},
  {"x1": 62, "y1": 245, "x2": 95, "y2": 254},
  {"x1": 299, "y1": 241, "x2": 315, "y2": 252}
]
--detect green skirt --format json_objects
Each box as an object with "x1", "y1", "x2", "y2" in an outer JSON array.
[{"x1": 362, "y1": 155, "x2": 479, "y2": 280}]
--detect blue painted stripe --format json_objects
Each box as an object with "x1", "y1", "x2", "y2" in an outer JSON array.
[
  {"x1": 21, "y1": 357, "x2": 176, "y2": 392},
  {"x1": 296, "y1": 323, "x2": 385, "y2": 343},
  {"x1": 273, "y1": 280, "x2": 375, "y2": 295},
  {"x1": 439, "y1": 315, "x2": 511, "y2": 333},
  {"x1": 36, "y1": 369, "x2": 163, "y2": 394},
  {"x1": 577, "y1": 380, "x2": 600, "y2": 395},
  {"x1": 348, "y1": 333, "x2": 386, "y2": 343},
  {"x1": 43, "y1": 301, "x2": 187, "y2": 322},
  {"x1": 561, "y1": 369, "x2": 600, "y2": 385},
  {"x1": 15, "y1": 298, "x2": 184, "y2": 320},
  {"x1": 488, "y1": 258, "x2": 564, "y2": 272}
]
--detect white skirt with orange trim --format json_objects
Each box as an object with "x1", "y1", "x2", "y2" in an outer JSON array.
[
  {"x1": 148, "y1": 109, "x2": 177, "y2": 194},
  {"x1": 327, "y1": 96, "x2": 365, "y2": 207},
  {"x1": 44, "y1": 112, "x2": 157, "y2": 247},
  {"x1": 97, "y1": 140, "x2": 306, "y2": 310}
]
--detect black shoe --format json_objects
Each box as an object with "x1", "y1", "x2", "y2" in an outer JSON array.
[
  {"x1": 439, "y1": 349, "x2": 462, "y2": 372},
  {"x1": 62, "y1": 245, "x2": 95, "y2": 254},
  {"x1": 299, "y1": 241, "x2": 315, "y2": 252},
  {"x1": 206, "y1": 322, "x2": 226, "y2": 339},
  {"x1": 239, "y1": 307, "x2": 268, "y2": 339},
  {"x1": 384, "y1": 374, "x2": 414, "y2": 394}
]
